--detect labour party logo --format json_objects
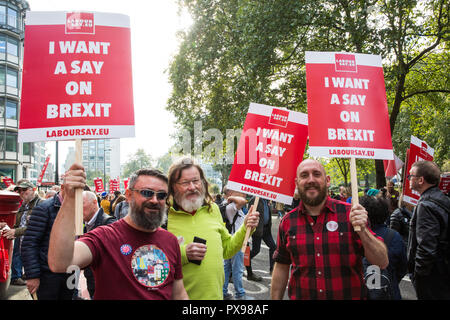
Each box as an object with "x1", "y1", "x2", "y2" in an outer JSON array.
[{"x1": 131, "y1": 244, "x2": 170, "y2": 288}]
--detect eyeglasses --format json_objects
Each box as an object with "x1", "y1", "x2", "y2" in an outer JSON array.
[
  {"x1": 176, "y1": 178, "x2": 202, "y2": 188},
  {"x1": 407, "y1": 174, "x2": 420, "y2": 180},
  {"x1": 129, "y1": 188, "x2": 168, "y2": 200}
]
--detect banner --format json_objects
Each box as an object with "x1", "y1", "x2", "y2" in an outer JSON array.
[
  {"x1": 123, "y1": 178, "x2": 129, "y2": 190},
  {"x1": 305, "y1": 51, "x2": 393, "y2": 160},
  {"x1": 403, "y1": 136, "x2": 434, "y2": 205},
  {"x1": 227, "y1": 103, "x2": 308, "y2": 204},
  {"x1": 0, "y1": 176, "x2": 13, "y2": 188},
  {"x1": 36, "y1": 155, "x2": 51, "y2": 186},
  {"x1": 93, "y1": 177, "x2": 104, "y2": 193},
  {"x1": 19, "y1": 11, "x2": 135, "y2": 142}
]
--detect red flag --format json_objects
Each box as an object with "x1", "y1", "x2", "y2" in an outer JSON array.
[{"x1": 383, "y1": 153, "x2": 404, "y2": 178}]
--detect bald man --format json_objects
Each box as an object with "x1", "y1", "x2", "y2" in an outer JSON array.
[{"x1": 271, "y1": 159, "x2": 388, "y2": 300}]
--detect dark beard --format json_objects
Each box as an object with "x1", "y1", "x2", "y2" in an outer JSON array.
[
  {"x1": 300, "y1": 183, "x2": 328, "y2": 206},
  {"x1": 129, "y1": 200, "x2": 167, "y2": 231}
]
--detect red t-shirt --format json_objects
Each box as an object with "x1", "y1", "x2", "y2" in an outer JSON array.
[{"x1": 78, "y1": 219, "x2": 183, "y2": 300}]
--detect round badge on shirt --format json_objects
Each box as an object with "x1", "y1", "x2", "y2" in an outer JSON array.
[
  {"x1": 120, "y1": 244, "x2": 133, "y2": 255},
  {"x1": 326, "y1": 221, "x2": 338, "y2": 232},
  {"x1": 131, "y1": 244, "x2": 171, "y2": 288}
]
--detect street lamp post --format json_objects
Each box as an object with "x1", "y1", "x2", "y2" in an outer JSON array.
[{"x1": 103, "y1": 147, "x2": 112, "y2": 192}]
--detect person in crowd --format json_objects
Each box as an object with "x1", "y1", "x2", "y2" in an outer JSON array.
[
  {"x1": 360, "y1": 195, "x2": 407, "y2": 300},
  {"x1": 47, "y1": 164, "x2": 189, "y2": 300},
  {"x1": 271, "y1": 159, "x2": 388, "y2": 300},
  {"x1": 109, "y1": 190, "x2": 122, "y2": 213},
  {"x1": 114, "y1": 196, "x2": 129, "y2": 220},
  {"x1": 386, "y1": 180, "x2": 400, "y2": 213},
  {"x1": 1, "y1": 180, "x2": 42, "y2": 286},
  {"x1": 21, "y1": 181, "x2": 74, "y2": 300},
  {"x1": 111, "y1": 194, "x2": 126, "y2": 213},
  {"x1": 81, "y1": 190, "x2": 117, "y2": 299},
  {"x1": 246, "y1": 197, "x2": 277, "y2": 281},
  {"x1": 221, "y1": 187, "x2": 254, "y2": 300},
  {"x1": 165, "y1": 157, "x2": 259, "y2": 300},
  {"x1": 100, "y1": 191, "x2": 111, "y2": 215},
  {"x1": 45, "y1": 189, "x2": 57, "y2": 199},
  {"x1": 389, "y1": 195, "x2": 413, "y2": 246},
  {"x1": 407, "y1": 160, "x2": 450, "y2": 299},
  {"x1": 336, "y1": 186, "x2": 347, "y2": 202},
  {"x1": 367, "y1": 188, "x2": 380, "y2": 197}
]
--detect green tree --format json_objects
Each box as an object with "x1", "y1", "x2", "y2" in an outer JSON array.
[
  {"x1": 123, "y1": 149, "x2": 154, "y2": 178},
  {"x1": 168, "y1": 0, "x2": 449, "y2": 187}
]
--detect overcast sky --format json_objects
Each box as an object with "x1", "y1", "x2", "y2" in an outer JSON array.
[{"x1": 26, "y1": 0, "x2": 192, "y2": 172}]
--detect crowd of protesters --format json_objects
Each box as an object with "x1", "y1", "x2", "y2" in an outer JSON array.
[{"x1": 0, "y1": 158, "x2": 448, "y2": 300}]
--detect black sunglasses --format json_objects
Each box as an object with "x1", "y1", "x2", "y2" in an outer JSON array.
[{"x1": 129, "y1": 188, "x2": 168, "y2": 200}]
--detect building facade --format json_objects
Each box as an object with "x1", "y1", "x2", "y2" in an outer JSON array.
[{"x1": 0, "y1": 0, "x2": 32, "y2": 182}]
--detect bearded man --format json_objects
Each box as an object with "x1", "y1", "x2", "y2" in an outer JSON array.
[
  {"x1": 271, "y1": 159, "x2": 388, "y2": 300},
  {"x1": 166, "y1": 158, "x2": 260, "y2": 300},
  {"x1": 48, "y1": 164, "x2": 189, "y2": 300}
]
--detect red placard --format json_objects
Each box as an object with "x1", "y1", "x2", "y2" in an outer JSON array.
[
  {"x1": 226, "y1": 103, "x2": 308, "y2": 204},
  {"x1": 123, "y1": 178, "x2": 129, "y2": 190},
  {"x1": 93, "y1": 177, "x2": 104, "y2": 193},
  {"x1": 439, "y1": 173, "x2": 450, "y2": 195},
  {"x1": 19, "y1": 11, "x2": 134, "y2": 142},
  {"x1": 402, "y1": 136, "x2": 434, "y2": 206},
  {"x1": 36, "y1": 155, "x2": 51, "y2": 186},
  {"x1": 305, "y1": 51, "x2": 393, "y2": 160},
  {"x1": 109, "y1": 178, "x2": 120, "y2": 192}
]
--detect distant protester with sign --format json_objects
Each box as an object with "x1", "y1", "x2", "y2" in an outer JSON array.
[
  {"x1": 406, "y1": 160, "x2": 450, "y2": 300},
  {"x1": 48, "y1": 164, "x2": 189, "y2": 300},
  {"x1": 271, "y1": 159, "x2": 388, "y2": 300},
  {"x1": 166, "y1": 158, "x2": 259, "y2": 300}
]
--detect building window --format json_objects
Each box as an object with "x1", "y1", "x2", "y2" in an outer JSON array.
[
  {"x1": 7, "y1": 38, "x2": 18, "y2": 56},
  {"x1": 7, "y1": 8, "x2": 17, "y2": 29},
  {"x1": 23, "y1": 142, "x2": 32, "y2": 156},
  {"x1": 6, "y1": 100, "x2": 17, "y2": 119},
  {"x1": 6, "y1": 69, "x2": 17, "y2": 87},
  {"x1": 0, "y1": 6, "x2": 5, "y2": 25},
  {"x1": 5, "y1": 132, "x2": 17, "y2": 152},
  {"x1": 0, "y1": 34, "x2": 5, "y2": 53}
]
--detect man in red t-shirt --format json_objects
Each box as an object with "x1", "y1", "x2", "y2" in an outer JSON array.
[
  {"x1": 271, "y1": 159, "x2": 388, "y2": 300},
  {"x1": 48, "y1": 163, "x2": 189, "y2": 300}
]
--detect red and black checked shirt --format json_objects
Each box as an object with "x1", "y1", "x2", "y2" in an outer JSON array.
[{"x1": 274, "y1": 196, "x2": 378, "y2": 300}]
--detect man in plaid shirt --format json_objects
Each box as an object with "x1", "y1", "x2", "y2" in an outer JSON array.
[{"x1": 271, "y1": 159, "x2": 388, "y2": 300}]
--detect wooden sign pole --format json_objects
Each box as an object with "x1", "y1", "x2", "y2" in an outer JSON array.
[
  {"x1": 75, "y1": 139, "x2": 84, "y2": 236},
  {"x1": 241, "y1": 196, "x2": 259, "y2": 253},
  {"x1": 349, "y1": 157, "x2": 361, "y2": 232}
]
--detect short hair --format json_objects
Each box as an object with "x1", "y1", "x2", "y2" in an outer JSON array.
[
  {"x1": 360, "y1": 195, "x2": 390, "y2": 226},
  {"x1": 83, "y1": 190, "x2": 98, "y2": 203},
  {"x1": 128, "y1": 168, "x2": 168, "y2": 189},
  {"x1": 167, "y1": 157, "x2": 213, "y2": 210},
  {"x1": 411, "y1": 160, "x2": 441, "y2": 186}
]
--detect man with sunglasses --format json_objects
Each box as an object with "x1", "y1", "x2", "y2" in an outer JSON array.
[
  {"x1": 48, "y1": 163, "x2": 189, "y2": 300},
  {"x1": 166, "y1": 158, "x2": 260, "y2": 300},
  {"x1": 2, "y1": 180, "x2": 42, "y2": 286},
  {"x1": 406, "y1": 160, "x2": 450, "y2": 299}
]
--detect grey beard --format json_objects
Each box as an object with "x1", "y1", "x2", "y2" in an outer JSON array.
[
  {"x1": 129, "y1": 201, "x2": 167, "y2": 231},
  {"x1": 175, "y1": 192, "x2": 205, "y2": 212}
]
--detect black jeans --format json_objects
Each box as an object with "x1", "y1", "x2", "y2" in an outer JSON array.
[
  {"x1": 37, "y1": 271, "x2": 75, "y2": 300},
  {"x1": 248, "y1": 225, "x2": 277, "y2": 272}
]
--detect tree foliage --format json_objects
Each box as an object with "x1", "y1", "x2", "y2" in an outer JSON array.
[
  {"x1": 123, "y1": 149, "x2": 154, "y2": 178},
  {"x1": 168, "y1": 0, "x2": 449, "y2": 185}
]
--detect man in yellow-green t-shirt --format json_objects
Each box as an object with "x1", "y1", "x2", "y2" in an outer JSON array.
[{"x1": 166, "y1": 158, "x2": 259, "y2": 300}]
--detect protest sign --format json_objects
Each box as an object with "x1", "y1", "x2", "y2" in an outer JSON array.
[
  {"x1": 384, "y1": 153, "x2": 404, "y2": 178},
  {"x1": 439, "y1": 173, "x2": 450, "y2": 195},
  {"x1": 227, "y1": 103, "x2": 308, "y2": 205},
  {"x1": 93, "y1": 177, "x2": 104, "y2": 193},
  {"x1": 403, "y1": 136, "x2": 434, "y2": 205},
  {"x1": 19, "y1": 11, "x2": 134, "y2": 142},
  {"x1": 36, "y1": 155, "x2": 51, "y2": 186},
  {"x1": 123, "y1": 178, "x2": 129, "y2": 191},
  {"x1": 109, "y1": 178, "x2": 120, "y2": 192},
  {"x1": 305, "y1": 51, "x2": 393, "y2": 159},
  {"x1": 306, "y1": 51, "x2": 394, "y2": 231}
]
